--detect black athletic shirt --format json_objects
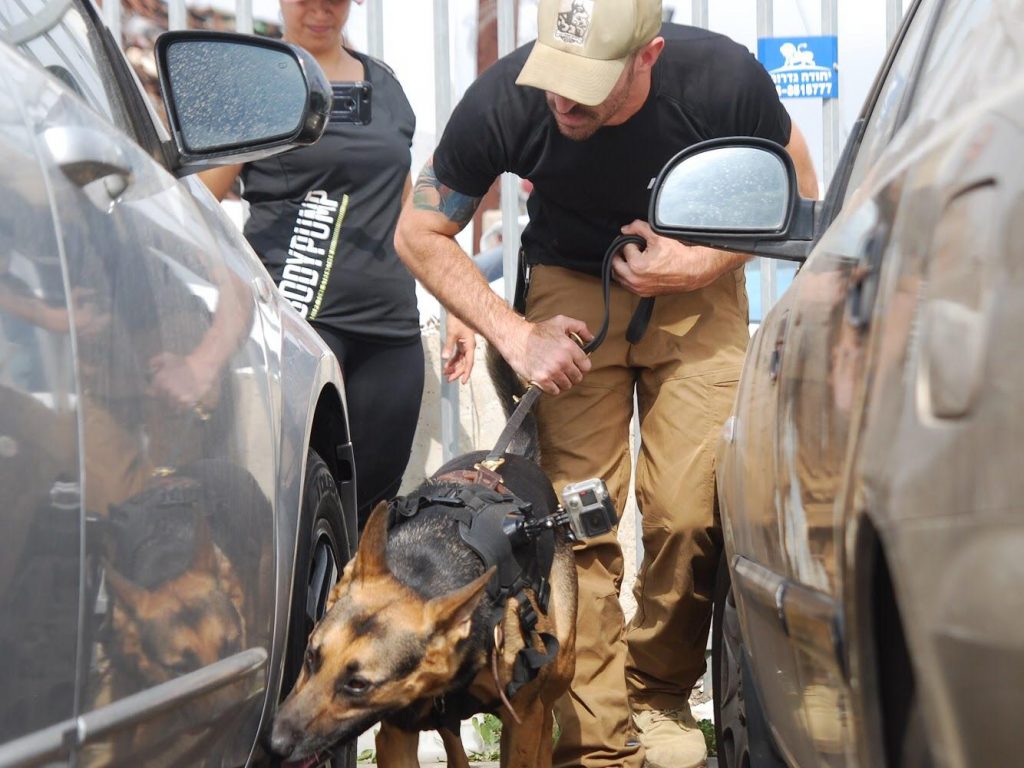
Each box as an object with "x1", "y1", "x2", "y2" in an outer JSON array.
[
  {"x1": 241, "y1": 52, "x2": 419, "y2": 341},
  {"x1": 432, "y1": 23, "x2": 792, "y2": 277}
]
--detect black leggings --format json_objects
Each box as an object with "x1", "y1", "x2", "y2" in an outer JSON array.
[{"x1": 315, "y1": 327, "x2": 424, "y2": 526}]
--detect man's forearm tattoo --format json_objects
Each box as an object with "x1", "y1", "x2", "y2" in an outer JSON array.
[{"x1": 413, "y1": 159, "x2": 481, "y2": 228}]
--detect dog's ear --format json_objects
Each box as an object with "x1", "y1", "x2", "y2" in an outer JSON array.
[
  {"x1": 425, "y1": 565, "x2": 495, "y2": 641},
  {"x1": 104, "y1": 563, "x2": 147, "y2": 616},
  {"x1": 352, "y1": 501, "x2": 391, "y2": 582}
]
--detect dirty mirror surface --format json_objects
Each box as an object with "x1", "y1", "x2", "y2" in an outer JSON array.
[
  {"x1": 656, "y1": 146, "x2": 790, "y2": 232},
  {"x1": 165, "y1": 40, "x2": 306, "y2": 153}
]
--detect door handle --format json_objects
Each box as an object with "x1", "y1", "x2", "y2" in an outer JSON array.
[
  {"x1": 768, "y1": 313, "x2": 789, "y2": 381},
  {"x1": 42, "y1": 126, "x2": 132, "y2": 199},
  {"x1": 845, "y1": 222, "x2": 889, "y2": 329}
]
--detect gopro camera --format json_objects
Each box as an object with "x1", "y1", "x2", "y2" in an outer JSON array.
[
  {"x1": 560, "y1": 479, "x2": 618, "y2": 541},
  {"x1": 330, "y1": 81, "x2": 372, "y2": 125}
]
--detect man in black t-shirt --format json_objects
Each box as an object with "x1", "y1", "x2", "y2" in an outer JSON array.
[{"x1": 395, "y1": 1, "x2": 817, "y2": 766}]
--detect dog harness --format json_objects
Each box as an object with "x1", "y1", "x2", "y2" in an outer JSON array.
[{"x1": 389, "y1": 464, "x2": 560, "y2": 703}]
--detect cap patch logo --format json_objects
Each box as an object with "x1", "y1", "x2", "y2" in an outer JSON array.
[{"x1": 555, "y1": 0, "x2": 594, "y2": 47}]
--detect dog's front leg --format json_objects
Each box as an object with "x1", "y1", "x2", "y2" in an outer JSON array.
[
  {"x1": 374, "y1": 721, "x2": 419, "y2": 768},
  {"x1": 440, "y1": 726, "x2": 471, "y2": 768},
  {"x1": 499, "y1": 698, "x2": 550, "y2": 768}
]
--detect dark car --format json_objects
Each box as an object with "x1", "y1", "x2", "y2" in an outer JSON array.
[
  {"x1": 0, "y1": 2, "x2": 358, "y2": 765},
  {"x1": 649, "y1": 0, "x2": 1024, "y2": 766}
]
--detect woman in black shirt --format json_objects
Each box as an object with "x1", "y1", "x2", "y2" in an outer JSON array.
[{"x1": 203, "y1": 0, "x2": 441, "y2": 524}]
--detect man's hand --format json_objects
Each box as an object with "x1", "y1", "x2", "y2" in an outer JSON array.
[
  {"x1": 503, "y1": 316, "x2": 593, "y2": 395},
  {"x1": 614, "y1": 220, "x2": 747, "y2": 296},
  {"x1": 442, "y1": 313, "x2": 477, "y2": 384}
]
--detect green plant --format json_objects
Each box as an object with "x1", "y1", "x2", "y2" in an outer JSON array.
[
  {"x1": 469, "y1": 713, "x2": 503, "y2": 761},
  {"x1": 356, "y1": 747, "x2": 376, "y2": 763},
  {"x1": 698, "y1": 718, "x2": 717, "y2": 757}
]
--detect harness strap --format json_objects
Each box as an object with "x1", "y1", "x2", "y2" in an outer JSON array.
[
  {"x1": 507, "y1": 632, "x2": 560, "y2": 700},
  {"x1": 435, "y1": 466, "x2": 509, "y2": 493}
]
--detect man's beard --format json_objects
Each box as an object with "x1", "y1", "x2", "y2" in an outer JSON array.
[
  {"x1": 546, "y1": 66, "x2": 634, "y2": 141},
  {"x1": 547, "y1": 101, "x2": 606, "y2": 140}
]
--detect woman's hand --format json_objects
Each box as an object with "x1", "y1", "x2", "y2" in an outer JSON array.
[
  {"x1": 148, "y1": 352, "x2": 220, "y2": 418},
  {"x1": 442, "y1": 313, "x2": 477, "y2": 384}
]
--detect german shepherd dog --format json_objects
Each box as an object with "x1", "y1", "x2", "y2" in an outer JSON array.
[
  {"x1": 102, "y1": 514, "x2": 247, "y2": 689},
  {"x1": 270, "y1": 349, "x2": 578, "y2": 768},
  {"x1": 98, "y1": 462, "x2": 266, "y2": 691}
]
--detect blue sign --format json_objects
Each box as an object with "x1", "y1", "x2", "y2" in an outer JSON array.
[{"x1": 757, "y1": 36, "x2": 839, "y2": 100}]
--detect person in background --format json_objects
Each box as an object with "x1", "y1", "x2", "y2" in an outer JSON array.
[
  {"x1": 394, "y1": 1, "x2": 818, "y2": 767},
  {"x1": 202, "y1": 0, "x2": 466, "y2": 524}
]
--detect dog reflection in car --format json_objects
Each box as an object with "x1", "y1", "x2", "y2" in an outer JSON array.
[
  {"x1": 103, "y1": 517, "x2": 247, "y2": 689},
  {"x1": 271, "y1": 350, "x2": 578, "y2": 768}
]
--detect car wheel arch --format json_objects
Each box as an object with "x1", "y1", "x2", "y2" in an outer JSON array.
[
  {"x1": 847, "y1": 513, "x2": 927, "y2": 768},
  {"x1": 308, "y1": 382, "x2": 357, "y2": 554}
]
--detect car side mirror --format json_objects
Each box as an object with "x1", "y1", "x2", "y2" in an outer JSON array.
[
  {"x1": 155, "y1": 31, "x2": 332, "y2": 175},
  {"x1": 649, "y1": 138, "x2": 819, "y2": 262}
]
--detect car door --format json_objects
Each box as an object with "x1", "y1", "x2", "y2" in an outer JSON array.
[
  {"x1": 0, "y1": 47, "x2": 84, "y2": 765},
  {"x1": 843, "y1": 1, "x2": 1018, "y2": 765},
  {"x1": 748, "y1": 0, "x2": 944, "y2": 764},
  {"x1": 4, "y1": 1, "x2": 278, "y2": 763},
  {"x1": 770, "y1": 0, "x2": 1007, "y2": 765}
]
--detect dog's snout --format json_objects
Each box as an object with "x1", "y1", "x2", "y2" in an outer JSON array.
[{"x1": 268, "y1": 721, "x2": 299, "y2": 758}]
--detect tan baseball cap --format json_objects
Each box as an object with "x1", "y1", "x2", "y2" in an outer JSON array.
[{"x1": 516, "y1": 0, "x2": 663, "y2": 106}]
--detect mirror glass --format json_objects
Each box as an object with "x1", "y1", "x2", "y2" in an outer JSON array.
[
  {"x1": 655, "y1": 146, "x2": 790, "y2": 232},
  {"x1": 165, "y1": 40, "x2": 307, "y2": 153}
]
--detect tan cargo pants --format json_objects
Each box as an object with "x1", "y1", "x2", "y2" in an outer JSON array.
[{"x1": 525, "y1": 264, "x2": 749, "y2": 768}]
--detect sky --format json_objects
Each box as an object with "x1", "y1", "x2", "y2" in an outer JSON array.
[{"x1": 234, "y1": 0, "x2": 908, "y2": 202}]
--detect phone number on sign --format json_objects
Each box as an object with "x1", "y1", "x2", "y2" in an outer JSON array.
[{"x1": 775, "y1": 82, "x2": 835, "y2": 98}]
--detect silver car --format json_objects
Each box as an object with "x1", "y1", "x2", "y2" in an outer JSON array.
[
  {"x1": 0, "y1": 2, "x2": 357, "y2": 766},
  {"x1": 650, "y1": 0, "x2": 1024, "y2": 765}
]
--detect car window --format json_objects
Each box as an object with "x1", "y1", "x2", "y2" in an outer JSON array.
[
  {"x1": 907, "y1": 0, "x2": 1002, "y2": 122},
  {"x1": 0, "y1": 0, "x2": 132, "y2": 134},
  {"x1": 841, "y1": 0, "x2": 940, "y2": 206}
]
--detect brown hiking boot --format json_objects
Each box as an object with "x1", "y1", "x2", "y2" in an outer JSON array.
[{"x1": 632, "y1": 703, "x2": 708, "y2": 768}]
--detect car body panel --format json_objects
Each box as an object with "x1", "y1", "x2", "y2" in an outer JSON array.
[
  {"x1": 0, "y1": 1, "x2": 355, "y2": 764},
  {"x1": 717, "y1": 0, "x2": 1024, "y2": 766},
  {"x1": 851, "y1": 66, "x2": 1024, "y2": 767},
  {"x1": 0, "y1": 51, "x2": 83, "y2": 751}
]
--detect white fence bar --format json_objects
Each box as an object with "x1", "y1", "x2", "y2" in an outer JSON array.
[
  {"x1": 822, "y1": 0, "x2": 840, "y2": 187},
  {"x1": 103, "y1": 0, "x2": 121, "y2": 42},
  {"x1": 234, "y1": 0, "x2": 253, "y2": 34},
  {"x1": 167, "y1": 0, "x2": 186, "y2": 31},
  {"x1": 886, "y1": 0, "x2": 903, "y2": 45},
  {"x1": 434, "y1": 0, "x2": 459, "y2": 461},
  {"x1": 498, "y1": 0, "x2": 519, "y2": 306},
  {"x1": 366, "y1": 0, "x2": 384, "y2": 60},
  {"x1": 690, "y1": 0, "x2": 708, "y2": 27},
  {"x1": 756, "y1": 0, "x2": 778, "y2": 318}
]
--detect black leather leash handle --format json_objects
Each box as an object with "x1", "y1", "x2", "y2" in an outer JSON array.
[
  {"x1": 484, "y1": 235, "x2": 655, "y2": 464},
  {"x1": 585, "y1": 234, "x2": 654, "y2": 353}
]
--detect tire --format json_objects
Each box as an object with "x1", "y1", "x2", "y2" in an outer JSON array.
[
  {"x1": 712, "y1": 555, "x2": 785, "y2": 768},
  {"x1": 281, "y1": 449, "x2": 356, "y2": 768}
]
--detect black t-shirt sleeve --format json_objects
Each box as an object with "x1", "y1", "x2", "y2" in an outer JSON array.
[
  {"x1": 709, "y1": 44, "x2": 792, "y2": 146},
  {"x1": 431, "y1": 51, "x2": 533, "y2": 198}
]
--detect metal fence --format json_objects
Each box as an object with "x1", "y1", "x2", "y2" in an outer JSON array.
[{"x1": 103, "y1": 0, "x2": 905, "y2": 461}]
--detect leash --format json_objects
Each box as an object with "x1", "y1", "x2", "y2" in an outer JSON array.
[{"x1": 483, "y1": 234, "x2": 654, "y2": 467}]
